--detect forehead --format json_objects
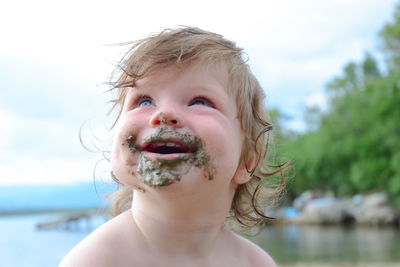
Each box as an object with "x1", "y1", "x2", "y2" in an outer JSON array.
[{"x1": 132, "y1": 61, "x2": 230, "y2": 93}]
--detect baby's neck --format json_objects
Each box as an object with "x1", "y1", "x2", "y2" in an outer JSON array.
[{"x1": 130, "y1": 191, "x2": 232, "y2": 258}]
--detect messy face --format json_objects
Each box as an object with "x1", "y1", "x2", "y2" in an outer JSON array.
[
  {"x1": 123, "y1": 127, "x2": 212, "y2": 187},
  {"x1": 111, "y1": 62, "x2": 246, "y2": 194}
]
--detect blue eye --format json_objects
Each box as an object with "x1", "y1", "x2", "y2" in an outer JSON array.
[
  {"x1": 136, "y1": 96, "x2": 154, "y2": 107},
  {"x1": 189, "y1": 97, "x2": 214, "y2": 108}
]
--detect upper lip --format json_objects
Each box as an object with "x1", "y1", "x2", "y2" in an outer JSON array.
[{"x1": 141, "y1": 138, "x2": 193, "y2": 154}]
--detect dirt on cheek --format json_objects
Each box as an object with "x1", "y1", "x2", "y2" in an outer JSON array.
[
  {"x1": 120, "y1": 134, "x2": 139, "y2": 166},
  {"x1": 122, "y1": 134, "x2": 140, "y2": 153}
]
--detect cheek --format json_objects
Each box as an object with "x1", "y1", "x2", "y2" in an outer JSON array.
[
  {"x1": 206, "y1": 121, "x2": 243, "y2": 170},
  {"x1": 217, "y1": 120, "x2": 242, "y2": 151},
  {"x1": 110, "y1": 139, "x2": 122, "y2": 172},
  {"x1": 110, "y1": 124, "x2": 140, "y2": 185}
]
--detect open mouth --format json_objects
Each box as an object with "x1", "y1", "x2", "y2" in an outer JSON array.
[{"x1": 142, "y1": 140, "x2": 192, "y2": 155}]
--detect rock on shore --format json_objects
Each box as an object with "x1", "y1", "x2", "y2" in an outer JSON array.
[{"x1": 287, "y1": 192, "x2": 399, "y2": 225}]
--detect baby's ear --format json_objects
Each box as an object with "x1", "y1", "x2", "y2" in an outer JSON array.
[{"x1": 233, "y1": 151, "x2": 257, "y2": 184}]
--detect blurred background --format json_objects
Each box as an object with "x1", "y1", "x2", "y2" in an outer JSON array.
[{"x1": 1, "y1": 0, "x2": 400, "y2": 266}]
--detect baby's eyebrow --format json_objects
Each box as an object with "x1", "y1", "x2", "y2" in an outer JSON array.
[
  {"x1": 124, "y1": 88, "x2": 143, "y2": 101},
  {"x1": 133, "y1": 75, "x2": 161, "y2": 88},
  {"x1": 187, "y1": 84, "x2": 223, "y2": 94},
  {"x1": 127, "y1": 85, "x2": 148, "y2": 95},
  {"x1": 188, "y1": 84, "x2": 209, "y2": 91},
  {"x1": 191, "y1": 84, "x2": 229, "y2": 98}
]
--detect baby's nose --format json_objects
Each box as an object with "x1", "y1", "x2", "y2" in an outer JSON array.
[{"x1": 150, "y1": 111, "x2": 183, "y2": 128}]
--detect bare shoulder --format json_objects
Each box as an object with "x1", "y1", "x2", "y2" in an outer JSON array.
[
  {"x1": 59, "y1": 211, "x2": 134, "y2": 267},
  {"x1": 232, "y1": 233, "x2": 277, "y2": 267}
]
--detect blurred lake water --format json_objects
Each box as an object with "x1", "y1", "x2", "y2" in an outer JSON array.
[
  {"x1": 0, "y1": 213, "x2": 102, "y2": 267},
  {"x1": 252, "y1": 224, "x2": 400, "y2": 264},
  {"x1": 1, "y1": 213, "x2": 399, "y2": 266}
]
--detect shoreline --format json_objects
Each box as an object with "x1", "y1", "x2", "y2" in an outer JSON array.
[
  {"x1": 0, "y1": 207, "x2": 105, "y2": 217},
  {"x1": 2, "y1": 208, "x2": 399, "y2": 229}
]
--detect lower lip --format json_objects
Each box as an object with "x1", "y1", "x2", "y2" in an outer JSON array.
[{"x1": 142, "y1": 151, "x2": 190, "y2": 161}]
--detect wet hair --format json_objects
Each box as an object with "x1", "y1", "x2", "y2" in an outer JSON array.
[{"x1": 107, "y1": 26, "x2": 289, "y2": 232}]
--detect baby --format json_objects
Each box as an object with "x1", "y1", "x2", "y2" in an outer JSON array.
[{"x1": 60, "y1": 27, "x2": 286, "y2": 267}]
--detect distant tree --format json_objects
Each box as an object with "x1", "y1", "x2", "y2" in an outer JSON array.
[
  {"x1": 380, "y1": 4, "x2": 400, "y2": 70},
  {"x1": 269, "y1": 108, "x2": 295, "y2": 141},
  {"x1": 362, "y1": 52, "x2": 381, "y2": 79},
  {"x1": 303, "y1": 106, "x2": 322, "y2": 132},
  {"x1": 327, "y1": 62, "x2": 359, "y2": 95}
]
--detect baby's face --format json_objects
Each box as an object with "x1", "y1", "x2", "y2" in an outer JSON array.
[{"x1": 111, "y1": 62, "x2": 245, "y2": 194}]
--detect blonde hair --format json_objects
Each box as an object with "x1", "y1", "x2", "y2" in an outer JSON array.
[{"x1": 107, "y1": 27, "x2": 288, "y2": 232}]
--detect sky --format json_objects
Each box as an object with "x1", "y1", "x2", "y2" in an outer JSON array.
[{"x1": 1, "y1": 0, "x2": 398, "y2": 185}]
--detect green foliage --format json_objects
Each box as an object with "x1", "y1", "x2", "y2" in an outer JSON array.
[
  {"x1": 380, "y1": 4, "x2": 400, "y2": 70},
  {"x1": 281, "y1": 4, "x2": 400, "y2": 204},
  {"x1": 269, "y1": 108, "x2": 296, "y2": 143}
]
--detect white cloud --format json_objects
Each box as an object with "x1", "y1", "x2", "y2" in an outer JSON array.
[
  {"x1": 0, "y1": 107, "x2": 111, "y2": 185},
  {"x1": 0, "y1": 153, "x2": 97, "y2": 185},
  {"x1": 286, "y1": 119, "x2": 307, "y2": 133},
  {"x1": 2, "y1": 0, "x2": 395, "y2": 80},
  {"x1": 0, "y1": 107, "x2": 78, "y2": 153},
  {"x1": 304, "y1": 92, "x2": 328, "y2": 110},
  {"x1": 0, "y1": 108, "x2": 16, "y2": 149}
]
